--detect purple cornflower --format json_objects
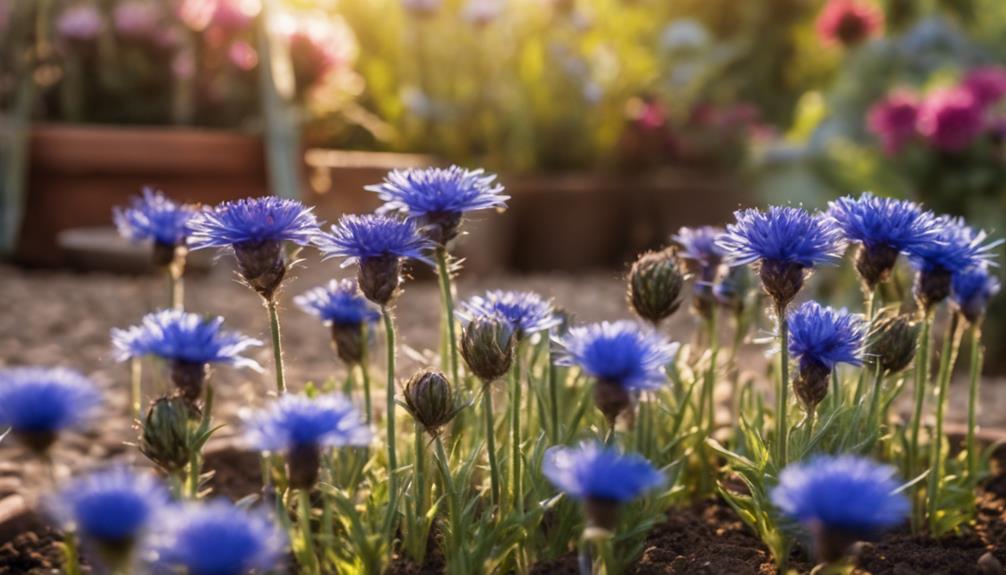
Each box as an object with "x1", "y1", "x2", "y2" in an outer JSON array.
[
  {"x1": 674, "y1": 226, "x2": 725, "y2": 278},
  {"x1": 827, "y1": 193, "x2": 939, "y2": 288},
  {"x1": 295, "y1": 279, "x2": 378, "y2": 366},
  {"x1": 772, "y1": 455, "x2": 909, "y2": 563},
  {"x1": 787, "y1": 302, "x2": 865, "y2": 410},
  {"x1": 718, "y1": 206, "x2": 846, "y2": 309},
  {"x1": 0, "y1": 367, "x2": 101, "y2": 453},
  {"x1": 367, "y1": 166, "x2": 509, "y2": 245},
  {"x1": 461, "y1": 290, "x2": 560, "y2": 339},
  {"x1": 952, "y1": 265, "x2": 1001, "y2": 324},
  {"x1": 917, "y1": 87, "x2": 985, "y2": 152},
  {"x1": 188, "y1": 197, "x2": 320, "y2": 300},
  {"x1": 315, "y1": 214, "x2": 433, "y2": 305}
]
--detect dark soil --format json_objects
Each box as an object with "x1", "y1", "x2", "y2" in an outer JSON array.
[{"x1": 0, "y1": 526, "x2": 70, "y2": 575}]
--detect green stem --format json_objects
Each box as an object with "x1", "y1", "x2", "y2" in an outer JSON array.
[
  {"x1": 62, "y1": 531, "x2": 81, "y2": 575},
  {"x1": 435, "y1": 248, "x2": 461, "y2": 389},
  {"x1": 776, "y1": 303, "x2": 790, "y2": 467},
  {"x1": 298, "y1": 489, "x2": 320, "y2": 574},
  {"x1": 188, "y1": 448, "x2": 200, "y2": 498},
  {"x1": 865, "y1": 363, "x2": 885, "y2": 443},
  {"x1": 928, "y1": 312, "x2": 963, "y2": 531},
  {"x1": 908, "y1": 310, "x2": 933, "y2": 531},
  {"x1": 852, "y1": 287, "x2": 878, "y2": 407},
  {"x1": 360, "y1": 323, "x2": 373, "y2": 424},
  {"x1": 548, "y1": 349, "x2": 560, "y2": 444},
  {"x1": 434, "y1": 436, "x2": 466, "y2": 572},
  {"x1": 267, "y1": 300, "x2": 286, "y2": 395},
  {"x1": 414, "y1": 421, "x2": 426, "y2": 520},
  {"x1": 168, "y1": 267, "x2": 184, "y2": 310},
  {"x1": 510, "y1": 345, "x2": 523, "y2": 516},
  {"x1": 966, "y1": 322, "x2": 984, "y2": 484},
  {"x1": 130, "y1": 357, "x2": 142, "y2": 420},
  {"x1": 382, "y1": 307, "x2": 399, "y2": 505},
  {"x1": 706, "y1": 307, "x2": 720, "y2": 440},
  {"x1": 482, "y1": 385, "x2": 501, "y2": 508}
]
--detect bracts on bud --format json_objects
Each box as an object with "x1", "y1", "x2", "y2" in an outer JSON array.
[
  {"x1": 171, "y1": 361, "x2": 209, "y2": 405},
  {"x1": 855, "y1": 243, "x2": 900, "y2": 290},
  {"x1": 359, "y1": 255, "x2": 402, "y2": 306},
  {"x1": 331, "y1": 323, "x2": 366, "y2": 366},
  {"x1": 593, "y1": 380, "x2": 632, "y2": 429},
  {"x1": 793, "y1": 360, "x2": 831, "y2": 413},
  {"x1": 867, "y1": 309, "x2": 920, "y2": 374},
  {"x1": 914, "y1": 268, "x2": 952, "y2": 313},
  {"x1": 758, "y1": 260, "x2": 805, "y2": 310},
  {"x1": 140, "y1": 395, "x2": 199, "y2": 473},
  {"x1": 460, "y1": 316, "x2": 515, "y2": 383},
  {"x1": 420, "y1": 211, "x2": 464, "y2": 246},
  {"x1": 627, "y1": 248, "x2": 685, "y2": 325},
  {"x1": 401, "y1": 369, "x2": 467, "y2": 436},
  {"x1": 286, "y1": 443, "x2": 322, "y2": 490},
  {"x1": 234, "y1": 240, "x2": 287, "y2": 301}
]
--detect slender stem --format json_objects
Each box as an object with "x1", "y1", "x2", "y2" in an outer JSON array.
[
  {"x1": 482, "y1": 385, "x2": 501, "y2": 508},
  {"x1": 168, "y1": 268, "x2": 184, "y2": 310},
  {"x1": 865, "y1": 363, "x2": 885, "y2": 440},
  {"x1": 130, "y1": 357, "x2": 142, "y2": 420},
  {"x1": 510, "y1": 345, "x2": 523, "y2": 515},
  {"x1": 852, "y1": 287, "x2": 878, "y2": 407},
  {"x1": 267, "y1": 299, "x2": 286, "y2": 395},
  {"x1": 928, "y1": 312, "x2": 963, "y2": 531},
  {"x1": 414, "y1": 421, "x2": 426, "y2": 520},
  {"x1": 62, "y1": 531, "x2": 81, "y2": 575},
  {"x1": 966, "y1": 322, "x2": 984, "y2": 483},
  {"x1": 776, "y1": 303, "x2": 790, "y2": 467},
  {"x1": 298, "y1": 489, "x2": 320, "y2": 575},
  {"x1": 382, "y1": 307, "x2": 399, "y2": 500},
  {"x1": 435, "y1": 247, "x2": 461, "y2": 389},
  {"x1": 360, "y1": 323, "x2": 373, "y2": 424},
  {"x1": 706, "y1": 307, "x2": 720, "y2": 440},
  {"x1": 578, "y1": 537, "x2": 593, "y2": 575},
  {"x1": 434, "y1": 436, "x2": 465, "y2": 572},
  {"x1": 908, "y1": 309, "x2": 933, "y2": 531},
  {"x1": 548, "y1": 348, "x2": 560, "y2": 444},
  {"x1": 188, "y1": 448, "x2": 200, "y2": 498}
]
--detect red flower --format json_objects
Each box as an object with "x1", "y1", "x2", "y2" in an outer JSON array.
[
  {"x1": 867, "y1": 89, "x2": 919, "y2": 155},
  {"x1": 816, "y1": 0, "x2": 883, "y2": 48},
  {"x1": 917, "y1": 87, "x2": 984, "y2": 153}
]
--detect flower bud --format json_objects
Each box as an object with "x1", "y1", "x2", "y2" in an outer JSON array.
[
  {"x1": 171, "y1": 360, "x2": 209, "y2": 404},
  {"x1": 593, "y1": 380, "x2": 632, "y2": 428},
  {"x1": 358, "y1": 255, "x2": 402, "y2": 306},
  {"x1": 140, "y1": 395, "x2": 198, "y2": 473},
  {"x1": 914, "y1": 268, "x2": 952, "y2": 312},
  {"x1": 758, "y1": 260, "x2": 805, "y2": 310},
  {"x1": 234, "y1": 240, "x2": 287, "y2": 300},
  {"x1": 286, "y1": 443, "x2": 322, "y2": 491},
  {"x1": 331, "y1": 323, "x2": 366, "y2": 366},
  {"x1": 627, "y1": 248, "x2": 685, "y2": 325},
  {"x1": 421, "y1": 211, "x2": 464, "y2": 246},
  {"x1": 854, "y1": 243, "x2": 899, "y2": 290},
  {"x1": 793, "y1": 360, "x2": 831, "y2": 412},
  {"x1": 460, "y1": 316, "x2": 515, "y2": 383},
  {"x1": 867, "y1": 309, "x2": 920, "y2": 374},
  {"x1": 401, "y1": 369, "x2": 466, "y2": 435}
]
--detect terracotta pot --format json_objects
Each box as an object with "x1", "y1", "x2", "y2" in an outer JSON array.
[{"x1": 16, "y1": 124, "x2": 268, "y2": 266}]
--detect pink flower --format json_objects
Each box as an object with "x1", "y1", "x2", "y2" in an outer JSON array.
[
  {"x1": 917, "y1": 87, "x2": 985, "y2": 152},
  {"x1": 816, "y1": 0, "x2": 883, "y2": 48},
  {"x1": 56, "y1": 5, "x2": 104, "y2": 42},
  {"x1": 228, "y1": 40, "x2": 258, "y2": 71},
  {"x1": 867, "y1": 89, "x2": 919, "y2": 155},
  {"x1": 113, "y1": 1, "x2": 161, "y2": 39},
  {"x1": 962, "y1": 66, "x2": 1006, "y2": 108},
  {"x1": 212, "y1": 0, "x2": 259, "y2": 32}
]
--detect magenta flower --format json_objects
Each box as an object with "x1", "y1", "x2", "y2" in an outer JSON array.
[
  {"x1": 962, "y1": 66, "x2": 1006, "y2": 108},
  {"x1": 816, "y1": 0, "x2": 883, "y2": 48},
  {"x1": 56, "y1": 5, "x2": 104, "y2": 43},
  {"x1": 113, "y1": 1, "x2": 161, "y2": 39},
  {"x1": 867, "y1": 90, "x2": 919, "y2": 155},
  {"x1": 917, "y1": 87, "x2": 985, "y2": 152}
]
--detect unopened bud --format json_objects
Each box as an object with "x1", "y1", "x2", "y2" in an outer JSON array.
[
  {"x1": 461, "y1": 316, "x2": 515, "y2": 383},
  {"x1": 234, "y1": 240, "x2": 287, "y2": 301},
  {"x1": 758, "y1": 260, "x2": 805, "y2": 310},
  {"x1": 627, "y1": 248, "x2": 685, "y2": 325},
  {"x1": 867, "y1": 309, "x2": 920, "y2": 374},
  {"x1": 140, "y1": 395, "x2": 198, "y2": 473},
  {"x1": 793, "y1": 360, "x2": 831, "y2": 412},
  {"x1": 358, "y1": 255, "x2": 401, "y2": 306},
  {"x1": 401, "y1": 369, "x2": 466, "y2": 436},
  {"x1": 331, "y1": 323, "x2": 366, "y2": 366}
]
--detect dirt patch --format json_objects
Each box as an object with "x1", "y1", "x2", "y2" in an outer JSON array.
[{"x1": 0, "y1": 526, "x2": 68, "y2": 575}]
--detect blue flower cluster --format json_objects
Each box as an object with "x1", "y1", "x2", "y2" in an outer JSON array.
[
  {"x1": 461, "y1": 290, "x2": 560, "y2": 338},
  {"x1": 295, "y1": 279, "x2": 381, "y2": 326},
  {"x1": 245, "y1": 393, "x2": 372, "y2": 453},
  {"x1": 719, "y1": 206, "x2": 846, "y2": 268},
  {"x1": 559, "y1": 320, "x2": 678, "y2": 391},
  {"x1": 188, "y1": 196, "x2": 320, "y2": 250},
  {"x1": 828, "y1": 193, "x2": 937, "y2": 253},
  {"x1": 542, "y1": 441, "x2": 665, "y2": 503},
  {"x1": 787, "y1": 302, "x2": 865, "y2": 372},
  {"x1": 113, "y1": 188, "x2": 198, "y2": 247},
  {"x1": 0, "y1": 367, "x2": 100, "y2": 442},
  {"x1": 368, "y1": 166, "x2": 508, "y2": 218},
  {"x1": 112, "y1": 309, "x2": 262, "y2": 371},
  {"x1": 316, "y1": 214, "x2": 434, "y2": 266}
]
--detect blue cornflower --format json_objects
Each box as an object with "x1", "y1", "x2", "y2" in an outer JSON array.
[
  {"x1": 187, "y1": 197, "x2": 320, "y2": 299},
  {"x1": 674, "y1": 226, "x2": 726, "y2": 276},
  {"x1": 952, "y1": 265, "x2": 1002, "y2": 324},
  {"x1": 772, "y1": 455, "x2": 909, "y2": 562},
  {"x1": 718, "y1": 207, "x2": 846, "y2": 308},
  {"x1": 187, "y1": 196, "x2": 319, "y2": 250},
  {"x1": 155, "y1": 500, "x2": 284, "y2": 575},
  {"x1": 315, "y1": 214, "x2": 434, "y2": 305},
  {"x1": 543, "y1": 442, "x2": 665, "y2": 529},
  {"x1": 49, "y1": 468, "x2": 169, "y2": 557},
  {"x1": 787, "y1": 302, "x2": 865, "y2": 371},
  {"x1": 245, "y1": 393, "x2": 371, "y2": 488},
  {"x1": 112, "y1": 309, "x2": 262, "y2": 369},
  {"x1": 0, "y1": 367, "x2": 101, "y2": 452},
  {"x1": 367, "y1": 166, "x2": 509, "y2": 244},
  {"x1": 113, "y1": 187, "x2": 198, "y2": 248},
  {"x1": 906, "y1": 216, "x2": 1001, "y2": 310},
  {"x1": 828, "y1": 193, "x2": 940, "y2": 287},
  {"x1": 294, "y1": 279, "x2": 380, "y2": 327},
  {"x1": 787, "y1": 302, "x2": 865, "y2": 410},
  {"x1": 461, "y1": 290, "x2": 560, "y2": 339}
]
